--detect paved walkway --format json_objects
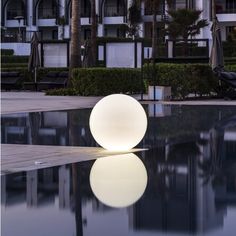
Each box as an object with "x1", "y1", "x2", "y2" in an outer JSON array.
[
  {"x1": 1, "y1": 92, "x2": 236, "y2": 115},
  {"x1": 1, "y1": 144, "x2": 143, "y2": 175},
  {"x1": 1, "y1": 92, "x2": 102, "y2": 114}
]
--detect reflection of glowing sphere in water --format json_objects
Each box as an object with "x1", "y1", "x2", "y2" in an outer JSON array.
[
  {"x1": 89, "y1": 153, "x2": 148, "y2": 208},
  {"x1": 89, "y1": 94, "x2": 147, "y2": 151}
]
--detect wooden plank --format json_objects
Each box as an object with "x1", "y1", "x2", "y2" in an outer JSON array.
[{"x1": 1, "y1": 144, "x2": 144, "y2": 175}]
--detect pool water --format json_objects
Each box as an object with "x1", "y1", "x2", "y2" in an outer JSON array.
[{"x1": 1, "y1": 105, "x2": 236, "y2": 236}]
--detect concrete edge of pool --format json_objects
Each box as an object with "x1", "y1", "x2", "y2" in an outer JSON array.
[
  {"x1": 1, "y1": 92, "x2": 236, "y2": 115},
  {"x1": 1, "y1": 144, "x2": 147, "y2": 175}
]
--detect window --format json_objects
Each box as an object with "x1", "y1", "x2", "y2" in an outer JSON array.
[{"x1": 7, "y1": 0, "x2": 25, "y2": 20}]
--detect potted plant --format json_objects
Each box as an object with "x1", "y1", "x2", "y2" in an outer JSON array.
[{"x1": 146, "y1": 62, "x2": 172, "y2": 101}]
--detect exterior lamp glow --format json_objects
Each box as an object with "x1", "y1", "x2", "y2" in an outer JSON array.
[
  {"x1": 89, "y1": 94, "x2": 147, "y2": 151},
  {"x1": 89, "y1": 153, "x2": 148, "y2": 208}
]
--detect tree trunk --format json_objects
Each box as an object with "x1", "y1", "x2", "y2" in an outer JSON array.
[
  {"x1": 70, "y1": 0, "x2": 82, "y2": 84},
  {"x1": 212, "y1": 0, "x2": 216, "y2": 20},
  {"x1": 152, "y1": 3, "x2": 158, "y2": 60},
  {"x1": 90, "y1": 0, "x2": 97, "y2": 66}
]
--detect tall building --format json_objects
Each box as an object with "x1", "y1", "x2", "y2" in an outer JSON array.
[{"x1": 1, "y1": 0, "x2": 236, "y2": 43}]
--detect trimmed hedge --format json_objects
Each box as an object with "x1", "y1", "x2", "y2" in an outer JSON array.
[
  {"x1": 225, "y1": 64, "x2": 236, "y2": 71},
  {"x1": 1, "y1": 49, "x2": 14, "y2": 56},
  {"x1": 225, "y1": 57, "x2": 236, "y2": 65},
  {"x1": 1, "y1": 55, "x2": 29, "y2": 63},
  {"x1": 223, "y1": 42, "x2": 236, "y2": 57},
  {"x1": 46, "y1": 88, "x2": 79, "y2": 96},
  {"x1": 143, "y1": 63, "x2": 217, "y2": 99},
  {"x1": 72, "y1": 68, "x2": 144, "y2": 96},
  {"x1": 1, "y1": 68, "x2": 31, "y2": 82},
  {"x1": 36, "y1": 67, "x2": 69, "y2": 81}
]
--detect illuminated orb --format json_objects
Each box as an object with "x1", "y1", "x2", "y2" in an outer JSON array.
[
  {"x1": 89, "y1": 153, "x2": 148, "y2": 208},
  {"x1": 89, "y1": 94, "x2": 147, "y2": 151}
]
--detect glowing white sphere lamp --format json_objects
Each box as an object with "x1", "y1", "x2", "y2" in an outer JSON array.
[
  {"x1": 89, "y1": 94, "x2": 147, "y2": 151},
  {"x1": 89, "y1": 153, "x2": 148, "y2": 208}
]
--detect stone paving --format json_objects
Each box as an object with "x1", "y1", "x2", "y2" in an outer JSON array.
[
  {"x1": 1, "y1": 144, "x2": 143, "y2": 175},
  {"x1": 1, "y1": 92, "x2": 102, "y2": 114}
]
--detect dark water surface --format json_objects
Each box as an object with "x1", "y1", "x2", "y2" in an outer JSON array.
[{"x1": 1, "y1": 105, "x2": 236, "y2": 236}]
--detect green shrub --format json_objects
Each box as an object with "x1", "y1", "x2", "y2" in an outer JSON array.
[
  {"x1": 225, "y1": 57, "x2": 236, "y2": 65},
  {"x1": 1, "y1": 63, "x2": 28, "y2": 68},
  {"x1": 36, "y1": 67, "x2": 69, "y2": 81},
  {"x1": 72, "y1": 68, "x2": 144, "y2": 96},
  {"x1": 223, "y1": 42, "x2": 236, "y2": 57},
  {"x1": 143, "y1": 63, "x2": 218, "y2": 99},
  {"x1": 1, "y1": 49, "x2": 14, "y2": 56},
  {"x1": 46, "y1": 88, "x2": 79, "y2": 96},
  {"x1": 225, "y1": 64, "x2": 236, "y2": 71},
  {"x1": 1, "y1": 68, "x2": 31, "y2": 81},
  {"x1": 1, "y1": 55, "x2": 29, "y2": 63}
]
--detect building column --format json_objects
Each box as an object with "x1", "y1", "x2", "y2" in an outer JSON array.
[
  {"x1": 127, "y1": 0, "x2": 133, "y2": 10},
  {"x1": 97, "y1": 0, "x2": 104, "y2": 37},
  {"x1": 138, "y1": 0, "x2": 144, "y2": 38},
  {"x1": 1, "y1": 175, "x2": 6, "y2": 207},
  {"x1": 59, "y1": 0, "x2": 65, "y2": 17},
  {"x1": 98, "y1": 24, "x2": 104, "y2": 37},
  {"x1": 165, "y1": 0, "x2": 169, "y2": 41},
  {"x1": 27, "y1": 170, "x2": 38, "y2": 207},
  {"x1": 26, "y1": 0, "x2": 38, "y2": 40},
  {"x1": 59, "y1": 165, "x2": 70, "y2": 209},
  {"x1": 58, "y1": 0, "x2": 66, "y2": 39},
  {"x1": 195, "y1": 0, "x2": 211, "y2": 39},
  {"x1": 195, "y1": 0, "x2": 212, "y2": 55}
]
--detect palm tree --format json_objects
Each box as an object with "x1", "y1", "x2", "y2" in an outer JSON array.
[
  {"x1": 166, "y1": 9, "x2": 209, "y2": 55},
  {"x1": 70, "y1": 0, "x2": 82, "y2": 72},
  {"x1": 126, "y1": 0, "x2": 142, "y2": 38},
  {"x1": 145, "y1": 0, "x2": 173, "y2": 59}
]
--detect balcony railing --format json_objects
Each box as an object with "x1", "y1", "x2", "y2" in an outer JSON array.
[
  {"x1": 81, "y1": 7, "x2": 91, "y2": 17},
  {"x1": 216, "y1": 1, "x2": 236, "y2": 14},
  {"x1": 216, "y1": 8, "x2": 236, "y2": 14},
  {"x1": 1, "y1": 31, "x2": 42, "y2": 43},
  {"x1": 38, "y1": 8, "x2": 57, "y2": 19},
  {"x1": 69, "y1": 7, "x2": 91, "y2": 18},
  {"x1": 144, "y1": 6, "x2": 164, "y2": 16},
  {"x1": 104, "y1": 6, "x2": 125, "y2": 17}
]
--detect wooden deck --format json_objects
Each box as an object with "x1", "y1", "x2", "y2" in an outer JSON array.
[{"x1": 1, "y1": 144, "x2": 144, "y2": 175}]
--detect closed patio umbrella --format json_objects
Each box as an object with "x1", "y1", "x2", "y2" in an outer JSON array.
[
  {"x1": 210, "y1": 17, "x2": 224, "y2": 73},
  {"x1": 28, "y1": 32, "x2": 40, "y2": 84}
]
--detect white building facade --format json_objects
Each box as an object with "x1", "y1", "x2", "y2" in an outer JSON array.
[{"x1": 1, "y1": 0, "x2": 236, "y2": 43}]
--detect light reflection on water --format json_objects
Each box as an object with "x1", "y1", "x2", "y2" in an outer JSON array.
[{"x1": 1, "y1": 105, "x2": 236, "y2": 236}]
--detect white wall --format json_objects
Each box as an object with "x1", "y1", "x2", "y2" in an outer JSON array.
[
  {"x1": 217, "y1": 13, "x2": 236, "y2": 22},
  {"x1": 106, "y1": 42, "x2": 142, "y2": 68},
  {"x1": 1, "y1": 43, "x2": 31, "y2": 55},
  {"x1": 43, "y1": 43, "x2": 68, "y2": 67},
  {"x1": 103, "y1": 17, "x2": 124, "y2": 24}
]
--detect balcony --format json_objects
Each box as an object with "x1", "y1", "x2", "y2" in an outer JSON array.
[
  {"x1": 216, "y1": 0, "x2": 236, "y2": 14},
  {"x1": 144, "y1": 5, "x2": 164, "y2": 16},
  {"x1": 81, "y1": 7, "x2": 91, "y2": 17},
  {"x1": 38, "y1": 8, "x2": 57, "y2": 19},
  {"x1": 1, "y1": 30, "x2": 42, "y2": 43},
  {"x1": 104, "y1": 6, "x2": 125, "y2": 17},
  {"x1": 7, "y1": 10, "x2": 25, "y2": 20}
]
